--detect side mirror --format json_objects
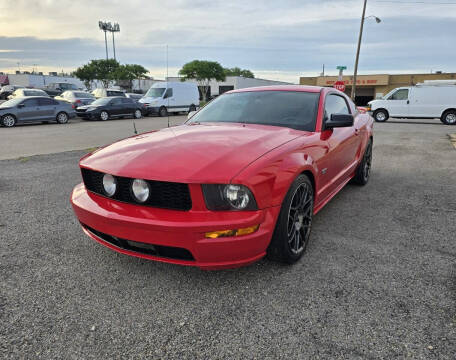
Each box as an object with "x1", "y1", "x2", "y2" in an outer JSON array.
[
  {"x1": 325, "y1": 113, "x2": 354, "y2": 129},
  {"x1": 188, "y1": 111, "x2": 196, "y2": 120},
  {"x1": 17, "y1": 103, "x2": 25, "y2": 108}
]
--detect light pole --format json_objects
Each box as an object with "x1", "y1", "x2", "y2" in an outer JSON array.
[
  {"x1": 111, "y1": 23, "x2": 120, "y2": 61},
  {"x1": 98, "y1": 21, "x2": 109, "y2": 60},
  {"x1": 351, "y1": 0, "x2": 381, "y2": 101}
]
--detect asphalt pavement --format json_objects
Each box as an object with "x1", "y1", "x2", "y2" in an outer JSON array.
[{"x1": 1, "y1": 118, "x2": 455, "y2": 359}]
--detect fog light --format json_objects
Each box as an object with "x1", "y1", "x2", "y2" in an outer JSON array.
[{"x1": 205, "y1": 225, "x2": 259, "y2": 239}]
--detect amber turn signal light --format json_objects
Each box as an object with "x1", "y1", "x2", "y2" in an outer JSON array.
[{"x1": 205, "y1": 225, "x2": 259, "y2": 239}]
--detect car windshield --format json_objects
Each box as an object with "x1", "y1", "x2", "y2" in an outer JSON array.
[
  {"x1": 0, "y1": 98, "x2": 23, "y2": 108},
  {"x1": 91, "y1": 98, "x2": 112, "y2": 105},
  {"x1": 145, "y1": 88, "x2": 165, "y2": 98},
  {"x1": 74, "y1": 92, "x2": 94, "y2": 98},
  {"x1": 24, "y1": 90, "x2": 45, "y2": 96},
  {"x1": 188, "y1": 91, "x2": 320, "y2": 131}
]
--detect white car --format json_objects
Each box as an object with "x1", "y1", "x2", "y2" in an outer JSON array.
[
  {"x1": 7, "y1": 88, "x2": 49, "y2": 100},
  {"x1": 139, "y1": 82, "x2": 199, "y2": 117},
  {"x1": 368, "y1": 83, "x2": 456, "y2": 125},
  {"x1": 91, "y1": 88, "x2": 126, "y2": 99}
]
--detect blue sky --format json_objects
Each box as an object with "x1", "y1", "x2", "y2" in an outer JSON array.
[{"x1": 0, "y1": 0, "x2": 455, "y2": 82}]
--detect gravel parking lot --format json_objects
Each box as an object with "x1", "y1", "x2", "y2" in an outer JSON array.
[{"x1": 1, "y1": 118, "x2": 455, "y2": 359}]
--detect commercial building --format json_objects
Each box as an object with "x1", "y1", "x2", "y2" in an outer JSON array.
[
  {"x1": 166, "y1": 76, "x2": 290, "y2": 99},
  {"x1": 0, "y1": 72, "x2": 84, "y2": 89},
  {"x1": 299, "y1": 72, "x2": 456, "y2": 105}
]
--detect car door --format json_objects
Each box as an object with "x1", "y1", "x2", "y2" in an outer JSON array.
[
  {"x1": 319, "y1": 93, "x2": 361, "y2": 197},
  {"x1": 109, "y1": 98, "x2": 123, "y2": 116},
  {"x1": 16, "y1": 98, "x2": 42, "y2": 122},
  {"x1": 385, "y1": 88, "x2": 409, "y2": 117},
  {"x1": 38, "y1": 97, "x2": 58, "y2": 119},
  {"x1": 163, "y1": 88, "x2": 175, "y2": 110},
  {"x1": 121, "y1": 98, "x2": 135, "y2": 115}
]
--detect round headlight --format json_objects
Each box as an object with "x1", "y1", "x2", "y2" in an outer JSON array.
[
  {"x1": 102, "y1": 173, "x2": 117, "y2": 197},
  {"x1": 132, "y1": 179, "x2": 150, "y2": 203},
  {"x1": 224, "y1": 184, "x2": 250, "y2": 210}
]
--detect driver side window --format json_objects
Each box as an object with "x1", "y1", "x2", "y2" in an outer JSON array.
[
  {"x1": 324, "y1": 94, "x2": 350, "y2": 122},
  {"x1": 388, "y1": 89, "x2": 409, "y2": 100}
]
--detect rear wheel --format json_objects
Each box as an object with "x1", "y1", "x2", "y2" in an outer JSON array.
[
  {"x1": 267, "y1": 174, "x2": 314, "y2": 264},
  {"x1": 352, "y1": 139, "x2": 373, "y2": 185},
  {"x1": 159, "y1": 106, "x2": 168, "y2": 117},
  {"x1": 441, "y1": 110, "x2": 456, "y2": 125},
  {"x1": 100, "y1": 111, "x2": 109, "y2": 121},
  {"x1": 373, "y1": 109, "x2": 389, "y2": 122},
  {"x1": 56, "y1": 112, "x2": 69, "y2": 124},
  {"x1": 1, "y1": 114, "x2": 16, "y2": 127}
]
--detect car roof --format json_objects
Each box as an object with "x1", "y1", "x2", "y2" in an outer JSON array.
[
  {"x1": 17, "y1": 96, "x2": 52, "y2": 99},
  {"x1": 228, "y1": 85, "x2": 324, "y2": 94}
]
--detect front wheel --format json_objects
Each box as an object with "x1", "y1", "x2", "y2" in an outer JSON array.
[
  {"x1": 56, "y1": 112, "x2": 69, "y2": 124},
  {"x1": 134, "y1": 109, "x2": 142, "y2": 119},
  {"x1": 441, "y1": 110, "x2": 456, "y2": 125},
  {"x1": 267, "y1": 174, "x2": 314, "y2": 264},
  {"x1": 159, "y1": 106, "x2": 168, "y2": 117},
  {"x1": 373, "y1": 109, "x2": 389, "y2": 122},
  {"x1": 1, "y1": 114, "x2": 16, "y2": 127},
  {"x1": 99, "y1": 111, "x2": 109, "y2": 121}
]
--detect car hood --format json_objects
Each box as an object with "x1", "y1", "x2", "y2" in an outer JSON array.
[{"x1": 80, "y1": 123, "x2": 306, "y2": 183}]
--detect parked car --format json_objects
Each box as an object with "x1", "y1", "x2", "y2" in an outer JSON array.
[
  {"x1": 71, "y1": 85, "x2": 374, "y2": 270},
  {"x1": 125, "y1": 93, "x2": 143, "y2": 101},
  {"x1": 7, "y1": 88, "x2": 49, "y2": 100},
  {"x1": 139, "y1": 81, "x2": 199, "y2": 117},
  {"x1": 43, "y1": 82, "x2": 79, "y2": 97},
  {"x1": 368, "y1": 83, "x2": 456, "y2": 125},
  {"x1": 0, "y1": 85, "x2": 22, "y2": 100},
  {"x1": 0, "y1": 96, "x2": 76, "y2": 127},
  {"x1": 55, "y1": 91, "x2": 95, "y2": 109},
  {"x1": 75, "y1": 96, "x2": 143, "y2": 120},
  {"x1": 91, "y1": 88, "x2": 126, "y2": 99}
]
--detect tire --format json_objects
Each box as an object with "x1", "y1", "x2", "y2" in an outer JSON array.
[
  {"x1": 373, "y1": 109, "x2": 389, "y2": 122},
  {"x1": 188, "y1": 104, "x2": 196, "y2": 113},
  {"x1": 159, "y1": 106, "x2": 168, "y2": 117},
  {"x1": 441, "y1": 110, "x2": 456, "y2": 125},
  {"x1": 352, "y1": 139, "x2": 373, "y2": 185},
  {"x1": 1, "y1": 114, "x2": 16, "y2": 127},
  {"x1": 134, "y1": 109, "x2": 142, "y2": 119},
  {"x1": 99, "y1": 111, "x2": 109, "y2": 121},
  {"x1": 267, "y1": 174, "x2": 314, "y2": 264},
  {"x1": 56, "y1": 112, "x2": 69, "y2": 124}
]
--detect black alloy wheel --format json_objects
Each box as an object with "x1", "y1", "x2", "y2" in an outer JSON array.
[{"x1": 267, "y1": 174, "x2": 314, "y2": 264}]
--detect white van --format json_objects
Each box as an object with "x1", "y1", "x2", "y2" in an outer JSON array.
[
  {"x1": 368, "y1": 83, "x2": 456, "y2": 125},
  {"x1": 139, "y1": 82, "x2": 199, "y2": 117}
]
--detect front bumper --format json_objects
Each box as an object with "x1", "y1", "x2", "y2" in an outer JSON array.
[
  {"x1": 76, "y1": 111, "x2": 98, "y2": 120},
  {"x1": 71, "y1": 183, "x2": 279, "y2": 270}
]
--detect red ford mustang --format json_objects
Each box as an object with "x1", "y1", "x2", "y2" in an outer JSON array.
[{"x1": 71, "y1": 85, "x2": 373, "y2": 270}]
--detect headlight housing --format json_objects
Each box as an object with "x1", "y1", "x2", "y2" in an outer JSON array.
[
  {"x1": 202, "y1": 184, "x2": 257, "y2": 211},
  {"x1": 102, "y1": 173, "x2": 117, "y2": 197},
  {"x1": 131, "y1": 179, "x2": 150, "y2": 203}
]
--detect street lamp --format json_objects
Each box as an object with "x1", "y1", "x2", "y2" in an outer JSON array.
[
  {"x1": 351, "y1": 0, "x2": 381, "y2": 101},
  {"x1": 98, "y1": 21, "x2": 120, "y2": 60}
]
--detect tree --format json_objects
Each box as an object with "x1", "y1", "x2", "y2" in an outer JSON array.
[
  {"x1": 74, "y1": 59, "x2": 120, "y2": 89},
  {"x1": 73, "y1": 64, "x2": 96, "y2": 90},
  {"x1": 178, "y1": 60, "x2": 226, "y2": 101},
  {"x1": 114, "y1": 64, "x2": 149, "y2": 91},
  {"x1": 224, "y1": 67, "x2": 255, "y2": 78}
]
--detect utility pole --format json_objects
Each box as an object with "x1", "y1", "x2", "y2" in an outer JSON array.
[
  {"x1": 351, "y1": 0, "x2": 367, "y2": 101},
  {"x1": 99, "y1": 21, "x2": 110, "y2": 60}
]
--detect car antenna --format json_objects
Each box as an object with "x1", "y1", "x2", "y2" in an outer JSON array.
[{"x1": 133, "y1": 121, "x2": 138, "y2": 135}]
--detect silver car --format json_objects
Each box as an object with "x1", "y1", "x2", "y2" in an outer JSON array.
[
  {"x1": 54, "y1": 90, "x2": 95, "y2": 108},
  {"x1": 7, "y1": 88, "x2": 48, "y2": 100},
  {"x1": 0, "y1": 96, "x2": 76, "y2": 127}
]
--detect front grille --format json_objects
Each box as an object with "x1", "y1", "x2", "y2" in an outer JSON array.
[
  {"x1": 81, "y1": 168, "x2": 192, "y2": 211},
  {"x1": 82, "y1": 224, "x2": 195, "y2": 261},
  {"x1": 76, "y1": 108, "x2": 87, "y2": 113}
]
